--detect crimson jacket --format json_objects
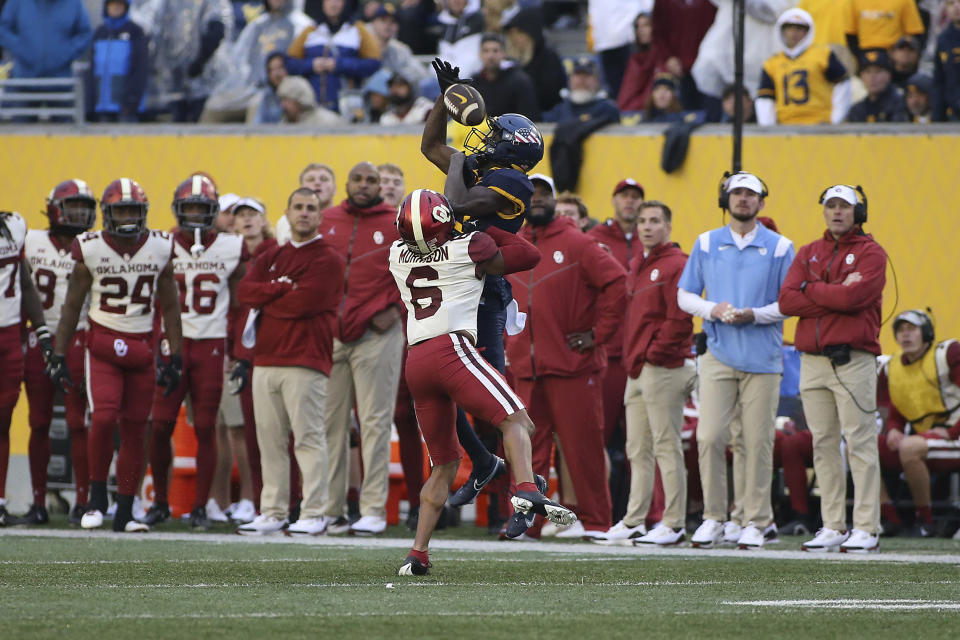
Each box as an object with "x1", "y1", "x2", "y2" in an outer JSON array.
[
  {"x1": 237, "y1": 236, "x2": 344, "y2": 374},
  {"x1": 230, "y1": 237, "x2": 277, "y2": 362},
  {"x1": 321, "y1": 198, "x2": 401, "y2": 343},
  {"x1": 778, "y1": 227, "x2": 886, "y2": 355},
  {"x1": 587, "y1": 219, "x2": 638, "y2": 358},
  {"x1": 506, "y1": 215, "x2": 627, "y2": 379},
  {"x1": 623, "y1": 242, "x2": 693, "y2": 377}
]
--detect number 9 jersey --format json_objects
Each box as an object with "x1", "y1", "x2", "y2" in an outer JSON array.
[
  {"x1": 26, "y1": 229, "x2": 90, "y2": 331},
  {"x1": 73, "y1": 230, "x2": 174, "y2": 334}
]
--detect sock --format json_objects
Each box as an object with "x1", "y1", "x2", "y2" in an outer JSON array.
[
  {"x1": 0, "y1": 406, "x2": 12, "y2": 497},
  {"x1": 881, "y1": 502, "x2": 901, "y2": 524},
  {"x1": 916, "y1": 505, "x2": 933, "y2": 525},
  {"x1": 409, "y1": 548, "x2": 429, "y2": 564},
  {"x1": 517, "y1": 481, "x2": 538, "y2": 494},
  {"x1": 69, "y1": 427, "x2": 89, "y2": 505},
  {"x1": 113, "y1": 494, "x2": 133, "y2": 530},
  {"x1": 347, "y1": 487, "x2": 359, "y2": 503},
  {"x1": 193, "y1": 427, "x2": 216, "y2": 509},
  {"x1": 28, "y1": 426, "x2": 51, "y2": 504},
  {"x1": 89, "y1": 481, "x2": 108, "y2": 513},
  {"x1": 149, "y1": 421, "x2": 175, "y2": 503},
  {"x1": 456, "y1": 408, "x2": 494, "y2": 472}
]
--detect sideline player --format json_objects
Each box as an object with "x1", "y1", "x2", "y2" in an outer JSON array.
[
  {"x1": 144, "y1": 176, "x2": 247, "y2": 530},
  {"x1": 0, "y1": 211, "x2": 52, "y2": 527},
  {"x1": 389, "y1": 188, "x2": 575, "y2": 576},
  {"x1": 421, "y1": 58, "x2": 543, "y2": 507},
  {"x1": 49, "y1": 178, "x2": 183, "y2": 533},
  {"x1": 19, "y1": 181, "x2": 96, "y2": 525}
]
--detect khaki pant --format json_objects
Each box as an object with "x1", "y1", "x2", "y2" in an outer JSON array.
[
  {"x1": 252, "y1": 365, "x2": 329, "y2": 520},
  {"x1": 324, "y1": 323, "x2": 404, "y2": 520},
  {"x1": 623, "y1": 361, "x2": 696, "y2": 529},
  {"x1": 697, "y1": 351, "x2": 780, "y2": 527},
  {"x1": 799, "y1": 351, "x2": 880, "y2": 534}
]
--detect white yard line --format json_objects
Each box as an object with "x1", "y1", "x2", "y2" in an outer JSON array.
[
  {"x1": 2, "y1": 528, "x2": 960, "y2": 565},
  {"x1": 725, "y1": 599, "x2": 960, "y2": 610}
]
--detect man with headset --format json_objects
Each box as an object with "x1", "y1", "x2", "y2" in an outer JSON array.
[
  {"x1": 677, "y1": 172, "x2": 795, "y2": 550},
  {"x1": 779, "y1": 184, "x2": 886, "y2": 553}
]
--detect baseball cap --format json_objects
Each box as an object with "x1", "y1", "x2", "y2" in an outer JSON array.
[
  {"x1": 651, "y1": 73, "x2": 679, "y2": 92},
  {"x1": 907, "y1": 72, "x2": 933, "y2": 96},
  {"x1": 613, "y1": 178, "x2": 644, "y2": 198},
  {"x1": 821, "y1": 185, "x2": 859, "y2": 206},
  {"x1": 859, "y1": 49, "x2": 892, "y2": 72},
  {"x1": 725, "y1": 172, "x2": 764, "y2": 195},
  {"x1": 218, "y1": 193, "x2": 240, "y2": 213},
  {"x1": 371, "y1": 4, "x2": 397, "y2": 20},
  {"x1": 571, "y1": 56, "x2": 599, "y2": 75},
  {"x1": 528, "y1": 173, "x2": 556, "y2": 197},
  {"x1": 233, "y1": 197, "x2": 265, "y2": 215}
]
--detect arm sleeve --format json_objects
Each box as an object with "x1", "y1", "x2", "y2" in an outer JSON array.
[
  {"x1": 755, "y1": 97, "x2": 777, "y2": 125},
  {"x1": 751, "y1": 302, "x2": 788, "y2": 324},
  {"x1": 947, "y1": 341, "x2": 960, "y2": 386},
  {"x1": 825, "y1": 51, "x2": 849, "y2": 83},
  {"x1": 262, "y1": 254, "x2": 344, "y2": 319},
  {"x1": 804, "y1": 245, "x2": 886, "y2": 311},
  {"x1": 778, "y1": 250, "x2": 835, "y2": 317},
  {"x1": 678, "y1": 288, "x2": 716, "y2": 320},
  {"x1": 846, "y1": 34, "x2": 860, "y2": 58},
  {"x1": 285, "y1": 29, "x2": 315, "y2": 75},
  {"x1": 236, "y1": 252, "x2": 294, "y2": 307},
  {"x1": 831, "y1": 78, "x2": 852, "y2": 124},
  {"x1": 194, "y1": 20, "x2": 225, "y2": 67},
  {"x1": 581, "y1": 243, "x2": 627, "y2": 346},
  {"x1": 481, "y1": 170, "x2": 532, "y2": 219},
  {"x1": 483, "y1": 227, "x2": 540, "y2": 273},
  {"x1": 645, "y1": 265, "x2": 695, "y2": 365},
  {"x1": 903, "y1": 0, "x2": 925, "y2": 36}
]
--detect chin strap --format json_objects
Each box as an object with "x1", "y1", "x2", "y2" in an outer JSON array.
[{"x1": 190, "y1": 228, "x2": 205, "y2": 258}]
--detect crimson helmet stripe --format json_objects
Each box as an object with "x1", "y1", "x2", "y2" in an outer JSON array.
[{"x1": 409, "y1": 188, "x2": 430, "y2": 255}]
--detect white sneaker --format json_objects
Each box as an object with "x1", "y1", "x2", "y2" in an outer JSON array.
[
  {"x1": 236, "y1": 514, "x2": 286, "y2": 536},
  {"x1": 691, "y1": 518, "x2": 724, "y2": 548},
  {"x1": 350, "y1": 515, "x2": 387, "y2": 535},
  {"x1": 802, "y1": 528, "x2": 849, "y2": 552},
  {"x1": 591, "y1": 520, "x2": 647, "y2": 545},
  {"x1": 555, "y1": 521, "x2": 588, "y2": 539},
  {"x1": 736, "y1": 522, "x2": 764, "y2": 549},
  {"x1": 205, "y1": 499, "x2": 229, "y2": 523},
  {"x1": 80, "y1": 509, "x2": 104, "y2": 529},
  {"x1": 721, "y1": 520, "x2": 742, "y2": 544},
  {"x1": 840, "y1": 528, "x2": 879, "y2": 554},
  {"x1": 132, "y1": 496, "x2": 147, "y2": 522},
  {"x1": 230, "y1": 499, "x2": 256, "y2": 524},
  {"x1": 634, "y1": 523, "x2": 686, "y2": 546},
  {"x1": 286, "y1": 516, "x2": 328, "y2": 536},
  {"x1": 123, "y1": 520, "x2": 149, "y2": 533}
]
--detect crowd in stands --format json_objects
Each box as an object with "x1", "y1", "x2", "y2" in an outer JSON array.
[{"x1": 0, "y1": 0, "x2": 958, "y2": 124}]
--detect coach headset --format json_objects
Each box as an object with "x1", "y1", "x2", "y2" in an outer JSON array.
[
  {"x1": 717, "y1": 171, "x2": 769, "y2": 210},
  {"x1": 817, "y1": 184, "x2": 869, "y2": 225}
]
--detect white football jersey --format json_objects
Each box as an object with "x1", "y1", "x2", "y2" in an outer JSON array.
[
  {"x1": 0, "y1": 211, "x2": 28, "y2": 329},
  {"x1": 171, "y1": 232, "x2": 245, "y2": 339},
  {"x1": 77, "y1": 230, "x2": 173, "y2": 334},
  {"x1": 25, "y1": 230, "x2": 90, "y2": 332},
  {"x1": 389, "y1": 232, "x2": 493, "y2": 344}
]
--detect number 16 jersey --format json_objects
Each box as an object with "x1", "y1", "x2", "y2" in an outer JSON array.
[
  {"x1": 74, "y1": 230, "x2": 173, "y2": 334},
  {"x1": 389, "y1": 231, "x2": 499, "y2": 345},
  {"x1": 171, "y1": 231, "x2": 246, "y2": 340}
]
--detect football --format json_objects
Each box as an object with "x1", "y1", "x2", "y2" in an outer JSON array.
[{"x1": 443, "y1": 83, "x2": 486, "y2": 126}]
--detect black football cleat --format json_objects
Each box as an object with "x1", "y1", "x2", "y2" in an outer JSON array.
[
  {"x1": 142, "y1": 502, "x2": 171, "y2": 526},
  {"x1": 398, "y1": 555, "x2": 430, "y2": 576},
  {"x1": 69, "y1": 503, "x2": 87, "y2": 525},
  {"x1": 0, "y1": 504, "x2": 8, "y2": 527},
  {"x1": 511, "y1": 490, "x2": 577, "y2": 527},
  {"x1": 12, "y1": 504, "x2": 49, "y2": 525},
  {"x1": 189, "y1": 506, "x2": 212, "y2": 531},
  {"x1": 503, "y1": 474, "x2": 548, "y2": 539},
  {"x1": 448, "y1": 456, "x2": 505, "y2": 507}
]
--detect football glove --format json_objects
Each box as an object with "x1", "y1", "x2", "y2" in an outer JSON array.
[
  {"x1": 34, "y1": 325, "x2": 54, "y2": 363},
  {"x1": 228, "y1": 359, "x2": 251, "y2": 395},
  {"x1": 432, "y1": 58, "x2": 471, "y2": 93},
  {"x1": 462, "y1": 154, "x2": 480, "y2": 188},
  {"x1": 45, "y1": 354, "x2": 73, "y2": 393},
  {"x1": 157, "y1": 354, "x2": 183, "y2": 398}
]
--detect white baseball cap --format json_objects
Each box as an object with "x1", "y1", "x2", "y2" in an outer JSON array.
[
  {"x1": 528, "y1": 173, "x2": 556, "y2": 198},
  {"x1": 725, "y1": 172, "x2": 765, "y2": 195},
  {"x1": 821, "y1": 185, "x2": 859, "y2": 206},
  {"x1": 218, "y1": 193, "x2": 240, "y2": 212},
  {"x1": 233, "y1": 197, "x2": 265, "y2": 215}
]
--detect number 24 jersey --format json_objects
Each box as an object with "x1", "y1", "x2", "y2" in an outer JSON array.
[{"x1": 73, "y1": 230, "x2": 173, "y2": 334}]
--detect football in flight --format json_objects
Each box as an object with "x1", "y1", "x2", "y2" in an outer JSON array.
[{"x1": 443, "y1": 83, "x2": 486, "y2": 126}]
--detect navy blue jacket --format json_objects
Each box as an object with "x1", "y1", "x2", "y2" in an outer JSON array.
[
  {"x1": 934, "y1": 23, "x2": 960, "y2": 121},
  {"x1": 89, "y1": 14, "x2": 148, "y2": 116},
  {"x1": 542, "y1": 95, "x2": 620, "y2": 125},
  {"x1": 847, "y1": 84, "x2": 909, "y2": 123}
]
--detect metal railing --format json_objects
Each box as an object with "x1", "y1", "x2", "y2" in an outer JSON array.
[{"x1": 0, "y1": 75, "x2": 85, "y2": 123}]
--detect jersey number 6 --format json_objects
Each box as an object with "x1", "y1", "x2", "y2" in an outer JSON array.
[{"x1": 405, "y1": 266, "x2": 442, "y2": 320}]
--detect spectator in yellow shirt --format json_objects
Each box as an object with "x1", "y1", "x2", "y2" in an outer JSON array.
[
  {"x1": 757, "y1": 8, "x2": 852, "y2": 125},
  {"x1": 846, "y1": 0, "x2": 925, "y2": 55},
  {"x1": 799, "y1": 0, "x2": 850, "y2": 47}
]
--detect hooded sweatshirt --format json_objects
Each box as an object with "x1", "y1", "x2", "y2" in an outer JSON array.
[
  {"x1": 0, "y1": 0, "x2": 93, "y2": 78},
  {"x1": 778, "y1": 227, "x2": 886, "y2": 355},
  {"x1": 502, "y1": 6, "x2": 567, "y2": 114},
  {"x1": 90, "y1": 0, "x2": 148, "y2": 116},
  {"x1": 320, "y1": 198, "x2": 402, "y2": 343},
  {"x1": 756, "y1": 8, "x2": 851, "y2": 125}
]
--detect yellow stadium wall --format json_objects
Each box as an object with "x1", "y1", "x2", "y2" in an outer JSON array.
[{"x1": 3, "y1": 130, "x2": 958, "y2": 453}]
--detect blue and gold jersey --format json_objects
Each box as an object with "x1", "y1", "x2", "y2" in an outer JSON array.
[
  {"x1": 758, "y1": 44, "x2": 848, "y2": 124},
  {"x1": 458, "y1": 167, "x2": 533, "y2": 235}
]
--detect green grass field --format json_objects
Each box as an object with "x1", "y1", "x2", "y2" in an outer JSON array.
[{"x1": 2, "y1": 519, "x2": 960, "y2": 640}]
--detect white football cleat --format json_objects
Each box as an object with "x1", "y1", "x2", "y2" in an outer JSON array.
[
  {"x1": 80, "y1": 509, "x2": 104, "y2": 529},
  {"x1": 801, "y1": 528, "x2": 849, "y2": 552},
  {"x1": 205, "y1": 499, "x2": 229, "y2": 523},
  {"x1": 691, "y1": 518, "x2": 724, "y2": 549},
  {"x1": 123, "y1": 520, "x2": 149, "y2": 533},
  {"x1": 286, "y1": 516, "x2": 329, "y2": 536},
  {"x1": 736, "y1": 522, "x2": 764, "y2": 550},
  {"x1": 230, "y1": 499, "x2": 257, "y2": 524},
  {"x1": 840, "y1": 528, "x2": 879, "y2": 553},
  {"x1": 634, "y1": 523, "x2": 685, "y2": 546},
  {"x1": 350, "y1": 515, "x2": 387, "y2": 535},
  {"x1": 236, "y1": 514, "x2": 286, "y2": 536}
]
